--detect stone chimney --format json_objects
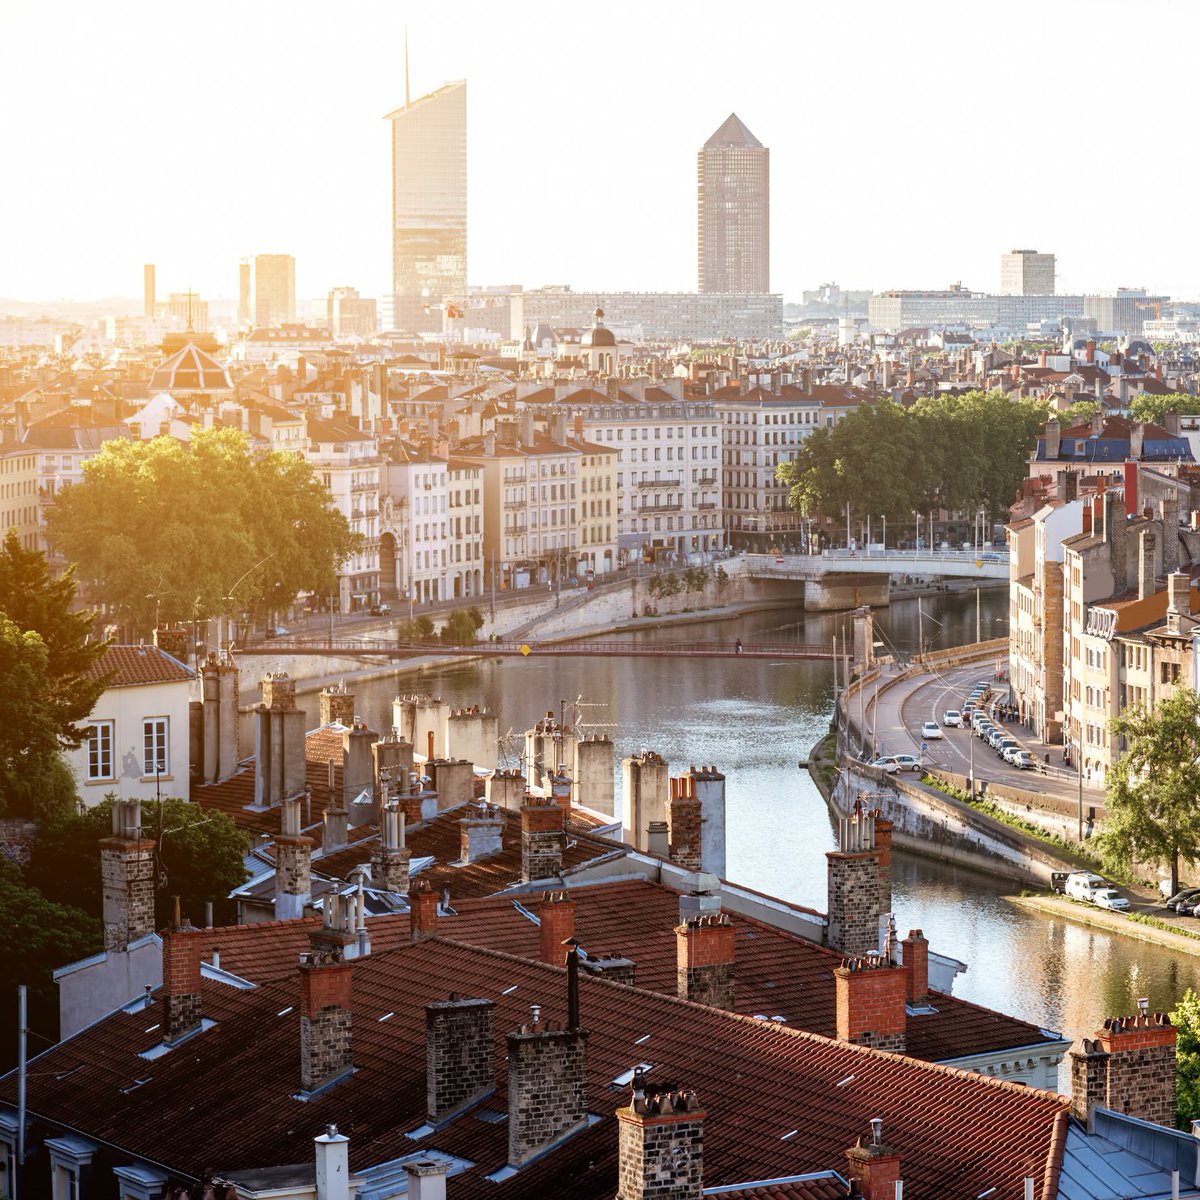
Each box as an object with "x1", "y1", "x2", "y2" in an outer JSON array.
[
  {"x1": 835, "y1": 955, "x2": 907, "y2": 1053},
  {"x1": 275, "y1": 795, "x2": 314, "y2": 920},
  {"x1": 428, "y1": 757, "x2": 475, "y2": 811},
  {"x1": 1063, "y1": 469, "x2": 1079, "y2": 502},
  {"x1": 161, "y1": 914, "x2": 204, "y2": 1044},
  {"x1": 667, "y1": 776, "x2": 702, "y2": 872},
  {"x1": 845, "y1": 1120, "x2": 903, "y2": 1200},
  {"x1": 1044, "y1": 417, "x2": 1061, "y2": 460},
  {"x1": 1165, "y1": 408, "x2": 1182, "y2": 436},
  {"x1": 826, "y1": 803, "x2": 883, "y2": 956},
  {"x1": 372, "y1": 803, "x2": 411, "y2": 894},
  {"x1": 1130, "y1": 422, "x2": 1145, "y2": 460},
  {"x1": 459, "y1": 804, "x2": 505, "y2": 863},
  {"x1": 201, "y1": 656, "x2": 239, "y2": 783},
  {"x1": 901, "y1": 929, "x2": 929, "y2": 1008},
  {"x1": 100, "y1": 798, "x2": 155, "y2": 952},
  {"x1": 298, "y1": 939, "x2": 353, "y2": 1093},
  {"x1": 255, "y1": 673, "x2": 307, "y2": 808},
  {"x1": 1138, "y1": 528, "x2": 1157, "y2": 601},
  {"x1": 615, "y1": 1082, "x2": 705, "y2": 1200},
  {"x1": 1167, "y1": 572, "x2": 1191, "y2": 634},
  {"x1": 520, "y1": 794, "x2": 564, "y2": 883},
  {"x1": 373, "y1": 736, "x2": 414, "y2": 801},
  {"x1": 314, "y1": 1125, "x2": 350, "y2": 1200},
  {"x1": 873, "y1": 813, "x2": 892, "y2": 914},
  {"x1": 621, "y1": 750, "x2": 669, "y2": 853},
  {"x1": 486, "y1": 767, "x2": 526, "y2": 811},
  {"x1": 1070, "y1": 1009, "x2": 1176, "y2": 1130},
  {"x1": 403, "y1": 1160, "x2": 449, "y2": 1200},
  {"x1": 581, "y1": 954, "x2": 637, "y2": 985},
  {"x1": 573, "y1": 734, "x2": 614, "y2": 815},
  {"x1": 342, "y1": 719, "x2": 378, "y2": 810},
  {"x1": 410, "y1": 879, "x2": 439, "y2": 941},
  {"x1": 506, "y1": 1010, "x2": 589, "y2": 1167},
  {"x1": 425, "y1": 996, "x2": 496, "y2": 1123},
  {"x1": 675, "y1": 913, "x2": 735, "y2": 1010},
  {"x1": 539, "y1": 890, "x2": 576, "y2": 966},
  {"x1": 1160, "y1": 494, "x2": 1181, "y2": 574},
  {"x1": 319, "y1": 683, "x2": 355, "y2": 727},
  {"x1": 324, "y1": 800, "x2": 349, "y2": 852}
]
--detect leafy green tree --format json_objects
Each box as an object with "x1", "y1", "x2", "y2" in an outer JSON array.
[
  {"x1": 26, "y1": 796, "x2": 249, "y2": 928},
  {"x1": 1128, "y1": 392, "x2": 1200, "y2": 426},
  {"x1": 0, "y1": 531, "x2": 108, "y2": 746},
  {"x1": 46, "y1": 428, "x2": 359, "y2": 633},
  {"x1": 1172, "y1": 988, "x2": 1200, "y2": 1129},
  {"x1": 441, "y1": 606, "x2": 484, "y2": 644},
  {"x1": 1056, "y1": 400, "x2": 1102, "y2": 424},
  {"x1": 0, "y1": 860, "x2": 102, "y2": 1069},
  {"x1": 1100, "y1": 688, "x2": 1200, "y2": 894}
]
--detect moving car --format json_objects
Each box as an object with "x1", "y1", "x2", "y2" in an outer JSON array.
[
  {"x1": 942, "y1": 709, "x2": 962, "y2": 728},
  {"x1": 1093, "y1": 888, "x2": 1130, "y2": 912},
  {"x1": 370, "y1": 603, "x2": 392, "y2": 616},
  {"x1": 921, "y1": 721, "x2": 943, "y2": 740},
  {"x1": 871, "y1": 754, "x2": 922, "y2": 774}
]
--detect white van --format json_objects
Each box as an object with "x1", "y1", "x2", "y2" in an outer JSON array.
[{"x1": 1064, "y1": 872, "x2": 1106, "y2": 902}]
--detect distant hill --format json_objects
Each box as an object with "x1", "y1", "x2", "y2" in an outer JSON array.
[{"x1": 0, "y1": 296, "x2": 141, "y2": 321}]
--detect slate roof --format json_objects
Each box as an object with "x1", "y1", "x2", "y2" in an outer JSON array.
[
  {"x1": 705, "y1": 112, "x2": 764, "y2": 149},
  {"x1": 0, "y1": 936, "x2": 1069, "y2": 1200},
  {"x1": 148, "y1": 342, "x2": 232, "y2": 393},
  {"x1": 85, "y1": 644, "x2": 193, "y2": 687}
]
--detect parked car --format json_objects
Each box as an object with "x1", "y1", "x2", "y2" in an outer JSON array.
[
  {"x1": 871, "y1": 756, "x2": 903, "y2": 774},
  {"x1": 872, "y1": 754, "x2": 922, "y2": 773},
  {"x1": 1012, "y1": 750, "x2": 1038, "y2": 770},
  {"x1": 921, "y1": 721, "x2": 943, "y2": 740},
  {"x1": 1064, "y1": 872, "x2": 1107, "y2": 902},
  {"x1": 1168, "y1": 888, "x2": 1200, "y2": 912},
  {"x1": 961, "y1": 703, "x2": 976, "y2": 722},
  {"x1": 369, "y1": 603, "x2": 392, "y2": 616},
  {"x1": 995, "y1": 739, "x2": 1018, "y2": 760},
  {"x1": 987, "y1": 729, "x2": 1008, "y2": 750},
  {"x1": 1093, "y1": 888, "x2": 1130, "y2": 912},
  {"x1": 942, "y1": 709, "x2": 962, "y2": 728}
]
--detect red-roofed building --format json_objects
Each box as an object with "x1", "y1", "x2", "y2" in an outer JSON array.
[{"x1": 66, "y1": 644, "x2": 195, "y2": 805}]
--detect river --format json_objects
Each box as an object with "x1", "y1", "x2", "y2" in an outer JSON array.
[{"x1": 291, "y1": 589, "x2": 1200, "y2": 1044}]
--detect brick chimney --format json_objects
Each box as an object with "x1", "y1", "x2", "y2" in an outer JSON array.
[
  {"x1": 459, "y1": 803, "x2": 505, "y2": 863},
  {"x1": 873, "y1": 813, "x2": 892, "y2": 913},
  {"x1": 100, "y1": 798, "x2": 155, "y2": 952},
  {"x1": 845, "y1": 1120, "x2": 902, "y2": 1200},
  {"x1": 372, "y1": 803, "x2": 411, "y2": 894},
  {"x1": 275, "y1": 795, "x2": 314, "y2": 920},
  {"x1": 835, "y1": 955, "x2": 907, "y2": 1053},
  {"x1": 161, "y1": 914, "x2": 204, "y2": 1044},
  {"x1": 616, "y1": 1081, "x2": 705, "y2": 1200},
  {"x1": 425, "y1": 996, "x2": 496, "y2": 1123},
  {"x1": 506, "y1": 1010, "x2": 589, "y2": 1168},
  {"x1": 826, "y1": 803, "x2": 883, "y2": 956},
  {"x1": 410, "y1": 879, "x2": 439, "y2": 941},
  {"x1": 539, "y1": 890, "x2": 576, "y2": 966},
  {"x1": 667, "y1": 776, "x2": 702, "y2": 872},
  {"x1": 520, "y1": 794, "x2": 564, "y2": 882},
  {"x1": 298, "y1": 940, "x2": 353, "y2": 1093},
  {"x1": 319, "y1": 683, "x2": 355, "y2": 727},
  {"x1": 675, "y1": 913, "x2": 735, "y2": 1010},
  {"x1": 1070, "y1": 1008, "x2": 1176, "y2": 1130},
  {"x1": 901, "y1": 929, "x2": 929, "y2": 1007}
]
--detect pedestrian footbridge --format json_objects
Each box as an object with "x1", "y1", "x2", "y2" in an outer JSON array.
[{"x1": 745, "y1": 549, "x2": 1009, "y2": 581}]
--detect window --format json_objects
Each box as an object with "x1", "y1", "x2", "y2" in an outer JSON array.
[
  {"x1": 143, "y1": 718, "x2": 169, "y2": 777},
  {"x1": 87, "y1": 721, "x2": 114, "y2": 781}
]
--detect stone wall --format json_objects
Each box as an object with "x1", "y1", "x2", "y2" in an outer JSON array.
[
  {"x1": 825, "y1": 850, "x2": 880, "y2": 956},
  {"x1": 616, "y1": 1093, "x2": 704, "y2": 1200}
]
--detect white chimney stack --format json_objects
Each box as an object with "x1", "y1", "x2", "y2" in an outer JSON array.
[
  {"x1": 314, "y1": 1125, "x2": 350, "y2": 1200},
  {"x1": 403, "y1": 1159, "x2": 449, "y2": 1200}
]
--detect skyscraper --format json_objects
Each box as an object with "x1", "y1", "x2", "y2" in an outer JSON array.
[
  {"x1": 1000, "y1": 249, "x2": 1055, "y2": 296},
  {"x1": 697, "y1": 114, "x2": 769, "y2": 294},
  {"x1": 143, "y1": 264, "x2": 155, "y2": 319},
  {"x1": 238, "y1": 258, "x2": 251, "y2": 325},
  {"x1": 253, "y1": 254, "x2": 296, "y2": 328},
  {"x1": 385, "y1": 79, "x2": 467, "y2": 333}
]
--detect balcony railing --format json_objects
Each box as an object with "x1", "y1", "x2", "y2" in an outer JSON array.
[{"x1": 636, "y1": 478, "x2": 677, "y2": 489}]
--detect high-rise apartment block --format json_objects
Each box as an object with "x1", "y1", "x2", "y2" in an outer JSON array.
[
  {"x1": 254, "y1": 254, "x2": 297, "y2": 328},
  {"x1": 327, "y1": 287, "x2": 378, "y2": 338},
  {"x1": 697, "y1": 114, "x2": 769, "y2": 294},
  {"x1": 386, "y1": 80, "x2": 467, "y2": 334},
  {"x1": 143, "y1": 264, "x2": 155, "y2": 319},
  {"x1": 238, "y1": 259, "x2": 252, "y2": 325},
  {"x1": 1000, "y1": 249, "x2": 1055, "y2": 296}
]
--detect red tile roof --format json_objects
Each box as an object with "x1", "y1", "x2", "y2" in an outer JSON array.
[
  {"x1": 86, "y1": 644, "x2": 194, "y2": 687},
  {"x1": 1, "y1": 937, "x2": 1068, "y2": 1199}
]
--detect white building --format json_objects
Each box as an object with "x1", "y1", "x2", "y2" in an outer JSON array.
[{"x1": 69, "y1": 646, "x2": 195, "y2": 806}]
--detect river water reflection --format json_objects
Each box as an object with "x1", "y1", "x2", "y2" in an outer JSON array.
[{"x1": 295, "y1": 589, "x2": 1200, "y2": 1041}]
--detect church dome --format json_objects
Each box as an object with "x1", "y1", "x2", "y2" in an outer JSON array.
[{"x1": 581, "y1": 306, "x2": 615, "y2": 348}]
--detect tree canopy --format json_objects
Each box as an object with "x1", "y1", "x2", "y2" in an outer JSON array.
[
  {"x1": 1127, "y1": 392, "x2": 1200, "y2": 426},
  {"x1": 776, "y1": 390, "x2": 1047, "y2": 527},
  {"x1": 45, "y1": 428, "x2": 360, "y2": 632},
  {"x1": 1100, "y1": 688, "x2": 1200, "y2": 894},
  {"x1": 1171, "y1": 988, "x2": 1200, "y2": 1129},
  {"x1": 27, "y1": 795, "x2": 250, "y2": 928}
]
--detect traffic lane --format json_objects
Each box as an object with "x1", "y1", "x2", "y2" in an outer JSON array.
[{"x1": 868, "y1": 663, "x2": 1099, "y2": 803}]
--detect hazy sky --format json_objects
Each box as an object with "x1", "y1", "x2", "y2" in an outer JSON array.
[{"x1": 4, "y1": 0, "x2": 1197, "y2": 304}]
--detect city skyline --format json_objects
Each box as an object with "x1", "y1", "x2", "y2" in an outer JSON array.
[{"x1": 4, "y1": 0, "x2": 1198, "y2": 306}]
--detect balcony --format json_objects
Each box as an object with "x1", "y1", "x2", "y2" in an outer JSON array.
[
  {"x1": 697, "y1": 474, "x2": 718, "y2": 487},
  {"x1": 636, "y1": 478, "x2": 677, "y2": 489},
  {"x1": 503, "y1": 499, "x2": 526, "y2": 511},
  {"x1": 698, "y1": 501, "x2": 718, "y2": 510},
  {"x1": 505, "y1": 473, "x2": 527, "y2": 486}
]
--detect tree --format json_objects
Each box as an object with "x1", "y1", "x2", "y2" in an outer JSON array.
[
  {"x1": 0, "y1": 860, "x2": 102, "y2": 1069},
  {"x1": 441, "y1": 607, "x2": 484, "y2": 644},
  {"x1": 26, "y1": 796, "x2": 250, "y2": 928},
  {"x1": 0, "y1": 531, "x2": 108, "y2": 747},
  {"x1": 45, "y1": 428, "x2": 360, "y2": 633},
  {"x1": 1171, "y1": 988, "x2": 1200, "y2": 1129},
  {"x1": 1128, "y1": 392, "x2": 1200, "y2": 426},
  {"x1": 1100, "y1": 688, "x2": 1200, "y2": 894}
]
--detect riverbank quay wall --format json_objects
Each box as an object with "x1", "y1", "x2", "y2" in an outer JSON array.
[{"x1": 831, "y1": 637, "x2": 1084, "y2": 886}]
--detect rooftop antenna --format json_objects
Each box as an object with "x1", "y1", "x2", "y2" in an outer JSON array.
[{"x1": 404, "y1": 26, "x2": 411, "y2": 108}]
